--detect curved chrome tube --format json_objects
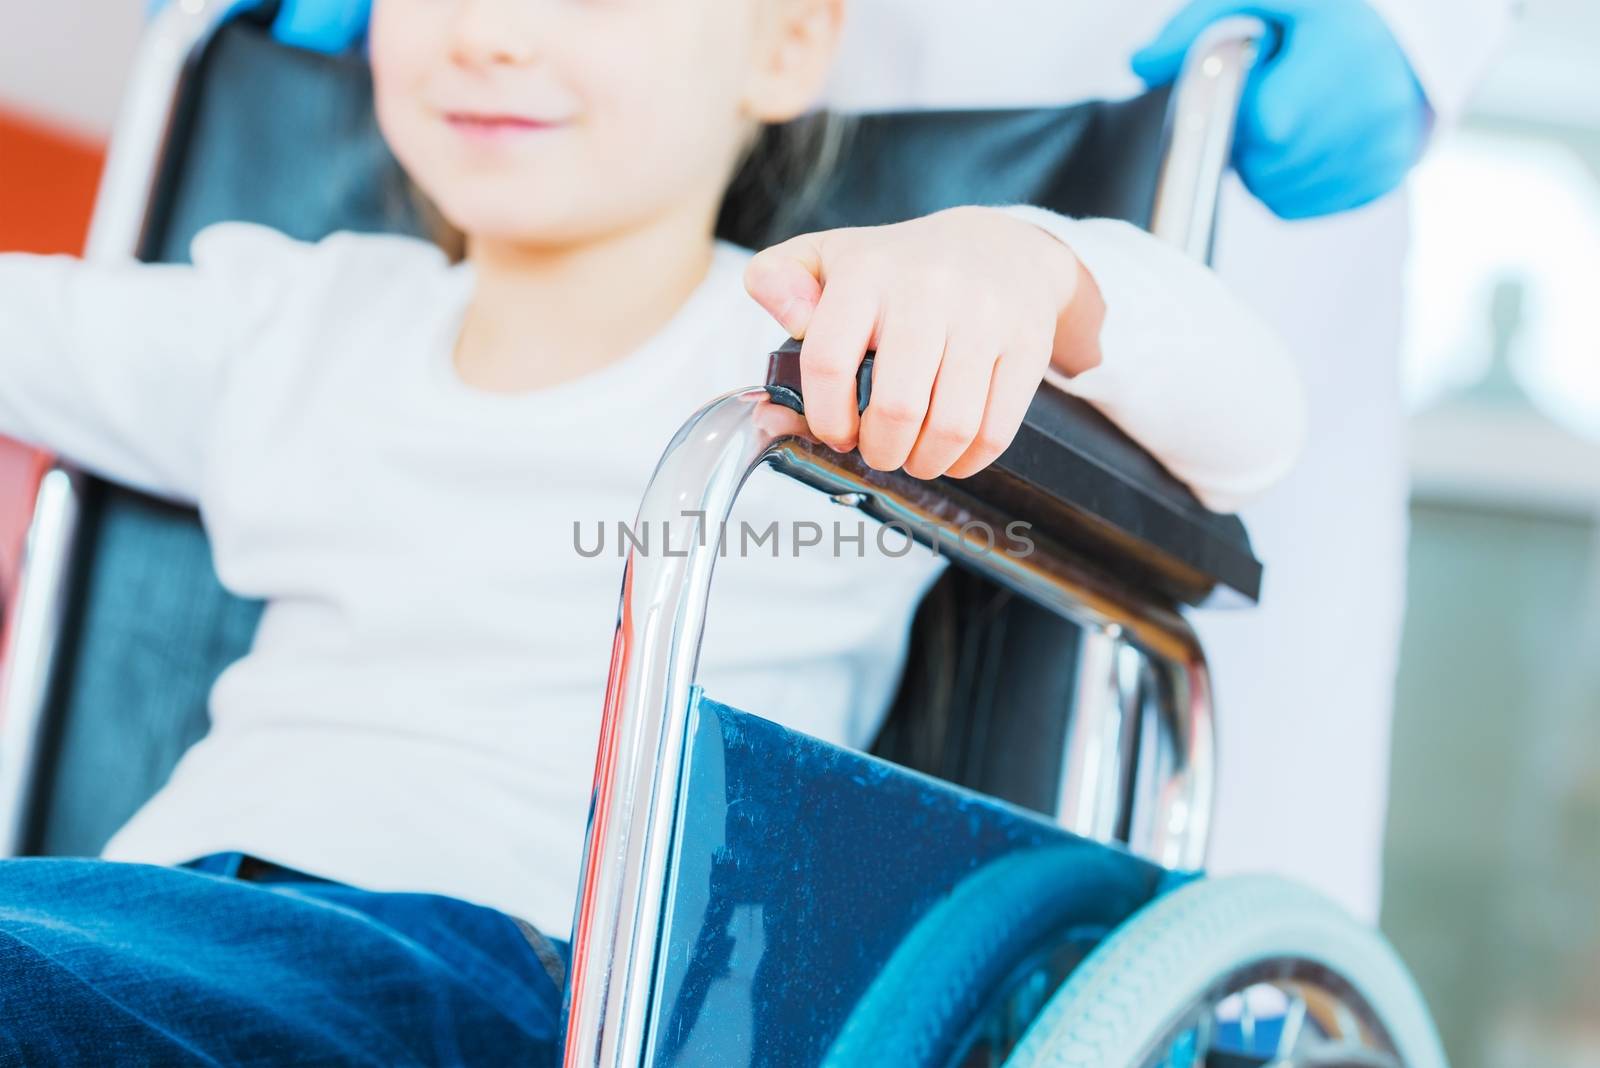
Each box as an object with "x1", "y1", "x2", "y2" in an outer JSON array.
[
  {"x1": 1056, "y1": 626, "x2": 1145, "y2": 849},
  {"x1": 0, "y1": 0, "x2": 263, "y2": 856},
  {"x1": 1149, "y1": 16, "x2": 1266, "y2": 261},
  {"x1": 565, "y1": 392, "x2": 1219, "y2": 1066},
  {"x1": 0, "y1": 471, "x2": 84, "y2": 853},
  {"x1": 89, "y1": 0, "x2": 268, "y2": 263},
  {"x1": 1144, "y1": 639, "x2": 1216, "y2": 871},
  {"x1": 564, "y1": 390, "x2": 811, "y2": 1068}
]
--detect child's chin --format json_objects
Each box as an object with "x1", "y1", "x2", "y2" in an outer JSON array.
[
  {"x1": 438, "y1": 196, "x2": 606, "y2": 250},
  {"x1": 457, "y1": 219, "x2": 596, "y2": 250}
]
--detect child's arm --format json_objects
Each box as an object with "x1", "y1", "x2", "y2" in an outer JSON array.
[
  {"x1": 1014, "y1": 206, "x2": 1308, "y2": 514},
  {"x1": 0, "y1": 227, "x2": 286, "y2": 502},
  {"x1": 743, "y1": 205, "x2": 1306, "y2": 513}
]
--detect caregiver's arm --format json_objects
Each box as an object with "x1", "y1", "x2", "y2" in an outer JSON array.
[
  {"x1": 0, "y1": 226, "x2": 286, "y2": 502},
  {"x1": 1133, "y1": 0, "x2": 1515, "y2": 219},
  {"x1": 1007, "y1": 206, "x2": 1307, "y2": 515},
  {"x1": 1363, "y1": 0, "x2": 1516, "y2": 126}
]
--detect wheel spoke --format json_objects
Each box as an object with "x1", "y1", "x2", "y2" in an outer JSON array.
[
  {"x1": 1190, "y1": 1012, "x2": 1213, "y2": 1068},
  {"x1": 1239, "y1": 991, "x2": 1258, "y2": 1051},
  {"x1": 1275, "y1": 991, "x2": 1308, "y2": 1058}
]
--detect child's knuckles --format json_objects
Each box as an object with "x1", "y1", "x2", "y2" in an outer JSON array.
[
  {"x1": 866, "y1": 395, "x2": 926, "y2": 428},
  {"x1": 962, "y1": 412, "x2": 1018, "y2": 461},
  {"x1": 973, "y1": 423, "x2": 1018, "y2": 459},
  {"x1": 846, "y1": 251, "x2": 898, "y2": 287},
  {"x1": 859, "y1": 441, "x2": 906, "y2": 473},
  {"x1": 800, "y1": 356, "x2": 856, "y2": 386},
  {"x1": 943, "y1": 455, "x2": 986, "y2": 480},
  {"x1": 968, "y1": 286, "x2": 1008, "y2": 325},
  {"x1": 804, "y1": 415, "x2": 850, "y2": 446},
  {"x1": 926, "y1": 416, "x2": 981, "y2": 450},
  {"x1": 913, "y1": 261, "x2": 965, "y2": 298},
  {"x1": 940, "y1": 457, "x2": 978, "y2": 480},
  {"x1": 1022, "y1": 319, "x2": 1058, "y2": 357},
  {"x1": 902, "y1": 454, "x2": 949, "y2": 481}
]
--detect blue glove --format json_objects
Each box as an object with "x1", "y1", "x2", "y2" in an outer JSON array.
[
  {"x1": 146, "y1": 0, "x2": 371, "y2": 53},
  {"x1": 270, "y1": 0, "x2": 372, "y2": 52},
  {"x1": 1132, "y1": 0, "x2": 1430, "y2": 220}
]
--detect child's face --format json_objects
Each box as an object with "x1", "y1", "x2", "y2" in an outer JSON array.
[{"x1": 371, "y1": 0, "x2": 842, "y2": 247}]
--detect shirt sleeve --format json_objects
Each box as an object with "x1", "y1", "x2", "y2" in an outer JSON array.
[
  {"x1": 997, "y1": 205, "x2": 1308, "y2": 515},
  {"x1": 1366, "y1": 0, "x2": 1516, "y2": 127},
  {"x1": 0, "y1": 224, "x2": 297, "y2": 503}
]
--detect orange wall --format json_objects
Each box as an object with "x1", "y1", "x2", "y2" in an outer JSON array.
[
  {"x1": 0, "y1": 108, "x2": 98, "y2": 629},
  {"x1": 0, "y1": 106, "x2": 105, "y2": 254}
]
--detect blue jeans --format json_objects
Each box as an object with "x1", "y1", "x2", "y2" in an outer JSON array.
[{"x1": 0, "y1": 853, "x2": 565, "y2": 1066}]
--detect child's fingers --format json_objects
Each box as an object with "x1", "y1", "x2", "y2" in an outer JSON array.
[
  {"x1": 797, "y1": 281, "x2": 878, "y2": 451},
  {"x1": 903, "y1": 333, "x2": 1000, "y2": 481},
  {"x1": 744, "y1": 233, "x2": 826, "y2": 339},
  {"x1": 857, "y1": 309, "x2": 946, "y2": 473},
  {"x1": 944, "y1": 343, "x2": 1050, "y2": 479}
]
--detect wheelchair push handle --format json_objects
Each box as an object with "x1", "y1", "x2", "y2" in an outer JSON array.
[
  {"x1": 763, "y1": 339, "x2": 875, "y2": 417},
  {"x1": 1148, "y1": 15, "x2": 1266, "y2": 262}
]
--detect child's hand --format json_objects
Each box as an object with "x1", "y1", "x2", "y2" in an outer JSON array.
[{"x1": 745, "y1": 207, "x2": 1100, "y2": 480}]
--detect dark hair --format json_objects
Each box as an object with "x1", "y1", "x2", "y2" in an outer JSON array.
[
  {"x1": 718, "y1": 110, "x2": 855, "y2": 249},
  {"x1": 407, "y1": 181, "x2": 467, "y2": 263}
]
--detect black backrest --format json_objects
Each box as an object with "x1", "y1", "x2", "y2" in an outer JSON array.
[
  {"x1": 721, "y1": 94, "x2": 1171, "y2": 247},
  {"x1": 27, "y1": 18, "x2": 1223, "y2": 851}
]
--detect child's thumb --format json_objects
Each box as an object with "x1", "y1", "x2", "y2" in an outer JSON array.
[{"x1": 744, "y1": 233, "x2": 826, "y2": 339}]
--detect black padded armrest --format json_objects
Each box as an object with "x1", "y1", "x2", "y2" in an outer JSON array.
[{"x1": 765, "y1": 340, "x2": 1261, "y2": 604}]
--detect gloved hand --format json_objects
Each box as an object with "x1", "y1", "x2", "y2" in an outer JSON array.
[
  {"x1": 147, "y1": 0, "x2": 372, "y2": 53},
  {"x1": 1132, "y1": 0, "x2": 1430, "y2": 220},
  {"x1": 269, "y1": 0, "x2": 371, "y2": 51}
]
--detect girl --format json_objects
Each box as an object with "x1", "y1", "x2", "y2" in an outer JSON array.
[{"x1": 0, "y1": 0, "x2": 1302, "y2": 1061}]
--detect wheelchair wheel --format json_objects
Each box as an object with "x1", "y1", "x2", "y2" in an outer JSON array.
[
  {"x1": 821, "y1": 846, "x2": 1154, "y2": 1068},
  {"x1": 1004, "y1": 875, "x2": 1447, "y2": 1068}
]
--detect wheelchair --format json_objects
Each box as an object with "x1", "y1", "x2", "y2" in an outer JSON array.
[{"x1": 0, "y1": 3, "x2": 1447, "y2": 1065}]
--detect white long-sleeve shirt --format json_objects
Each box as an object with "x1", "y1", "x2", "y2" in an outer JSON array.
[{"x1": 0, "y1": 210, "x2": 1301, "y2": 933}]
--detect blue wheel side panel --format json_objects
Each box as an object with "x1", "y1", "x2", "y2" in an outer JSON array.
[{"x1": 648, "y1": 693, "x2": 1169, "y2": 1067}]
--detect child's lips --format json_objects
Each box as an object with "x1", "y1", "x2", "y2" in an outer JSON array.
[{"x1": 444, "y1": 111, "x2": 570, "y2": 140}]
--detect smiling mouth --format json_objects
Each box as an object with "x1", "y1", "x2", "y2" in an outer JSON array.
[{"x1": 444, "y1": 112, "x2": 569, "y2": 137}]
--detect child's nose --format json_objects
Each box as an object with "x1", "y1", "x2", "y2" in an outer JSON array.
[{"x1": 449, "y1": 0, "x2": 541, "y2": 69}]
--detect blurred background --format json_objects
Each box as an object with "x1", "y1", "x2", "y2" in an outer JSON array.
[
  {"x1": 0, "y1": 3, "x2": 1597, "y2": 1065},
  {"x1": 1383, "y1": 2, "x2": 1600, "y2": 1065}
]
